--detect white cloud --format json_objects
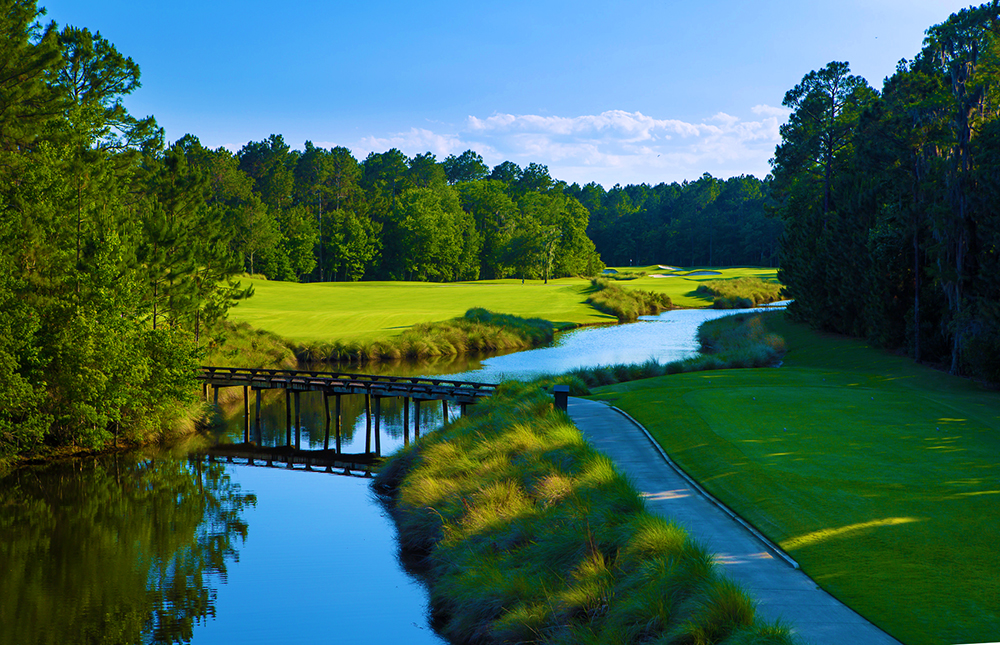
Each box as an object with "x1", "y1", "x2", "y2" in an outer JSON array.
[{"x1": 348, "y1": 107, "x2": 789, "y2": 187}]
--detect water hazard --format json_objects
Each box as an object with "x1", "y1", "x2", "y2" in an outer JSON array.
[{"x1": 1, "y1": 306, "x2": 781, "y2": 644}]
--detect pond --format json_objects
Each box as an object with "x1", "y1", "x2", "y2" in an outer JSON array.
[{"x1": 0, "y1": 306, "x2": 780, "y2": 644}]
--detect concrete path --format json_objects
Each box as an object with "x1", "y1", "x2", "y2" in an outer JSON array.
[{"x1": 567, "y1": 397, "x2": 902, "y2": 645}]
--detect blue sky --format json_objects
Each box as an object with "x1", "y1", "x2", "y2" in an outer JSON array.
[{"x1": 41, "y1": 0, "x2": 976, "y2": 187}]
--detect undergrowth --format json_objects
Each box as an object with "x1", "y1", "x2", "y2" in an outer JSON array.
[
  {"x1": 695, "y1": 277, "x2": 785, "y2": 309},
  {"x1": 586, "y1": 278, "x2": 673, "y2": 322},
  {"x1": 373, "y1": 383, "x2": 794, "y2": 645},
  {"x1": 296, "y1": 308, "x2": 556, "y2": 364}
]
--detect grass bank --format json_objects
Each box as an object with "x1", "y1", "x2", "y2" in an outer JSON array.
[
  {"x1": 374, "y1": 383, "x2": 794, "y2": 645},
  {"x1": 584, "y1": 278, "x2": 673, "y2": 322},
  {"x1": 589, "y1": 313, "x2": 1000, "y2": 645},
  {"x1": 296, "y1": 308, "x2": 555, "y2": 365},
  {"x1": 603, "y1": 267, "x2": 780, "y2": 309}
]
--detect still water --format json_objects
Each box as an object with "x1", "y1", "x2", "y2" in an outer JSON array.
[{"x1": 0, "y1": 307, "x2": 778, "y2": 644}]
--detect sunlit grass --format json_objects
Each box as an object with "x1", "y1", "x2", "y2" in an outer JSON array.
[
  {"x1": 227, "y1": 277, "x2": 616, "y2": 344},
  {"x1": 590, "y1": 312, "x2": 1000, "y2": 645},
  {"x1": 606, "y1": 266, "x2": 781, "y2": 308}
]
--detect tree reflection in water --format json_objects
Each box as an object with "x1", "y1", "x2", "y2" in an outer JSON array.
[{"x1": 0, "y1": 453, "x2": 255, "y2": 644}]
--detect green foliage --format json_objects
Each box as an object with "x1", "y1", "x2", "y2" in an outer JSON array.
[
  {"x1": 772, "y1": 6, "x2": 1000, "y2": 381},
  {"x1": 585, "y1": 278, "x2": 672, "y2": 322},
  {"x1": 373, "y1": 383, "x2": 793, "y2": 644}
]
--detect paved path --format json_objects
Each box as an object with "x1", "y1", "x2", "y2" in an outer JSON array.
[{"x1": 567, "y1": 397, "x2": 902, "y2": 645}]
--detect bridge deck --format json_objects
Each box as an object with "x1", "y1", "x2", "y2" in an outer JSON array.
[{"x1": 199, "y1": 366, "x2": 496, "y2": 404}]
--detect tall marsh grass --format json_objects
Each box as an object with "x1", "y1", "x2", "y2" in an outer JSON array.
[
  {"x1": 373, "y1": 383, "x2": 795, "y2": 645},
  {"x1": 297, "y1": 308, "x2": 555, "y2": 365},
  {"x1": 695, "y1": 277, "x2": 785, "y2": 308},
  {"x1": 586, "y1": 278, "x2": 673, "y2": 322}
]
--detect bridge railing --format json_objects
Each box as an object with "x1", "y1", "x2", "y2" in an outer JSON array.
[{"x1": 198, "y1": 366, "x2": 497, "y2": 395}]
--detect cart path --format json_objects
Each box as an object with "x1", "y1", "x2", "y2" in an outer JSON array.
[{"x1": 567, "y1": 397, "x2": 902, "y2": 645}]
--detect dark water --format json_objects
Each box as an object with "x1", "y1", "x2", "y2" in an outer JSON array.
[{"x1": 0, "y1": 307, "x2": 781, "y2": 644}]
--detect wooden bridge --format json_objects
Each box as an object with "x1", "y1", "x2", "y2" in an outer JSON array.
[{"x1": 197, "y1": 366, "x2": 497, "y2": 468}]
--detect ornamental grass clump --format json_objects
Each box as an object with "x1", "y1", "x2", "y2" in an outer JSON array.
[
  {"x1": 694, "y1": 277, "x2": 785, "y2": 308},
  {"x1": 373, "y1": 382, "x2": 795, "y2": 645},
  {"x1": 585, "y1": 278, "x2": 673, "y2": 322}
]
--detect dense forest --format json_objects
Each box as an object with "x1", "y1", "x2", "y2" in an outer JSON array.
[{"x1": 772, "y1": 1, "x2": 1000, "y2": 381}]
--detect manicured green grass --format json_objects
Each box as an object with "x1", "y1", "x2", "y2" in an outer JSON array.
[
  {"x1": 606, "y1": 266, "x2": 781, "y2": 308},
  {"x1": 589, "y1": 313, "x2": 1000, "y2": 645},
  {"x1": 374, "y1": 383, "x2": 794, "y2": 644},
  {"x1": 227, "y1": 278, "x2": 617, "y2": 344}
]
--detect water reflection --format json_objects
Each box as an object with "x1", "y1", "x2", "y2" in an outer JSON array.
[{"x1": 0, "y1": 452, "x2": 254, "y2": 645}]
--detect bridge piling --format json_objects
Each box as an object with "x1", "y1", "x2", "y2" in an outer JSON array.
[
  {"x1": 294, "y1": 391, "x2": 301, "y2": 449},
  {"x1": 323, "y1": 394, "x2": 331, "y2": 451},
  {"x1": 374, "y1": 396, "x2": 382, "y2": 456},
  {"x1": 414, "y1": 400, "x2": 421, "y2": 439},
  {"x1": 285, "y1": 391, "x2": 292, "y2": 447},
  {"x1": 335, "y1": 394, "x2": 342, "y2": 453},
  {"x1": 403, "y1": 397, "x2": 410, "y2": 446},
  {"x1": 254, "y1": 389, "x2": 262, "y2": 444},
  {"x1": 243, "y1": 386, "x2": 249, "y2": 443},
  {"x1": 365, "y1": 392, "x2": 372, "y2": 453}
]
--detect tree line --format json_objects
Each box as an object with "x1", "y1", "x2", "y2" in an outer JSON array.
[
  {"x1": 0, "y1": 0, "x2": 786, "y2": 458},
  {"x1": 772, "y1": 2, "x2": 1000, "y2": 381}
]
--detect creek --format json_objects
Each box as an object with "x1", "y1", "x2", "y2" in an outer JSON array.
[{"x1": 0, "y1": 307, "x2": 779, "y2": 644}]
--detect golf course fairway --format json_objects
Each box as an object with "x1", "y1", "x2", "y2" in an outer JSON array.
[{"x1": 589, "y1": 312, "x2": 999, "y2": 645}]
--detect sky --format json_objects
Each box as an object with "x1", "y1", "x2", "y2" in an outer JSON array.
[{"x1": 39, "y1": 0, "x2": 979, "y2": 188}]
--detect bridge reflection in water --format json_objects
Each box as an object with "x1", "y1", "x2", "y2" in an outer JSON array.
[{"x1": 197, "y1": 366, "x2": 497, "y2": 473}]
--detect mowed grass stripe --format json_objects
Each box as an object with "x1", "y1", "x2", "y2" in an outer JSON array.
[{"x1": 589, "y1": 313, "x2": 1000, "y2": 645}]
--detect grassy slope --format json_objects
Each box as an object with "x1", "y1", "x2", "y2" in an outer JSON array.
[
  {"x1": 227, "y1": 268, "x2": 779, "y2": 344},
  {"x1": 228, "y1": 278, "x2": 616, "y2": 344},
  {"x1": 588, "y1": 313, "x2": 1000, "y2": 645}
]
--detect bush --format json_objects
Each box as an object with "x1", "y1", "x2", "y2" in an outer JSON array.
[{"x1": 585, "y1": 279, "x2": 672, "y2": 322}]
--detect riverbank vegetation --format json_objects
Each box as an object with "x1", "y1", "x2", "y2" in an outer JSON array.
[
  {"x1": 591, "y1": 313, "x2": 1000, "y2": 645},
  {"x1": 296, "y1": 308, "x2": 555, "y2": 364},
  {"x1": 772, "y1": 4, "x2": 1000, "y2": 382},
  {"x1": 694, "y1": 277, "x2": 785, "y2": 308},
  {"x1": 538, "y1": 312, "x2": 786, "y2": 394},
  {"x1": 584, "y1": 278, "x2": 673, "y2": 322},
  {"x1": 374, "y1": 383, "x2": 794, "y2": 645}
]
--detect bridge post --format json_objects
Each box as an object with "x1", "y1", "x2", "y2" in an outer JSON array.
[
  {"x1": 285, "y1": 390, "x2": 292, "y2": 447},
  {"x1": 323, "y1": 394, "x2": 331, "y2": 451},
  {"x1": 335, "y1": 394, "x2": 342, "y2": 453},
  {"x1": 294, "y1": 391, "x2": 301, "y2": 450},
  {"x1": 254, "y1": 388, "x2": 262, "y2": 444},
  {"x1": 365, "y1": 392, "x2": 372, "y2": 454},
  {"x1": 243, "y1": 386, "x2": 249, "y2": 443},
  {"x1": 214, "y1": 386, "x2": 219, "y2": 405},
  {"x1": 374, "y1": 396, "x2": 382, "y2": 456},
  {"x1": 414, "y1": 400, "x2": 421, "y2": 439},
  {"x1": 403, "y1": 397, "x2": 410, "y2": 446},
  {"x1": 461, "y1": 402, "x2": 467, "y2": 416},
  {"x1": 442, "y1": 400, "x2": 449, "y2": 423}
]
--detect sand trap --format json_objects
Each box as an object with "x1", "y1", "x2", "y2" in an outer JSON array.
[
  {"x1": 658, "y1": 265, "x2": 680, "y2": 271},
  {"x1": 649, "y1": 274, "x2": 677, "y2": 278}
]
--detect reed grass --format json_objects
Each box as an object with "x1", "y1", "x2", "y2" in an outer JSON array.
[
  {"x1": 295, "y1": 308, "x2": 555, "y2": 365},
  {"x1": 694, "y1": 277, "x2": 785, "y2": 308},
  {"x1": 585, "y1": 278, "x2": 673, "y2": 322},
  {"x1": 373, "y1": 383, "x2": 795, "y2": 645}
]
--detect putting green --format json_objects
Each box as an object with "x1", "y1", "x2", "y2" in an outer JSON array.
[{"x1": 590, "y1": 314, "x2": 1000, "y2": 645}]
